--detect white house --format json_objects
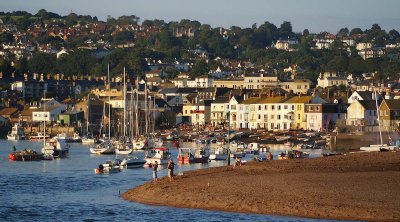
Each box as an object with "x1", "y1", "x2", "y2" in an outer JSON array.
[
  {"x1": 317, "y1": 72, "x2": 348, "y2": 88},
  {"x1": 346, "y1": 100, "x2": 378, "y2": 126},
  {"x1": 347, "y1": 91, "x2": 381, "y2": 104},
  {"x1": 32, "y1": 105, "x2": 64, "y2": 122}
]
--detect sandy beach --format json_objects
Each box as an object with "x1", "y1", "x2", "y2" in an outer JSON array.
[{"x1": 123, "y1": 152, "x2": 400, "y2": 221}]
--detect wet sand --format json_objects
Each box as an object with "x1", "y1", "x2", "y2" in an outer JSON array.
[{"x1": 123, "y1": 152, "x2": 400, "y2": 221}]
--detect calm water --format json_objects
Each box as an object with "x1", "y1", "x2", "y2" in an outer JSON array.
[{"x1": 0, "y1": 140, "x2": 330, "y2": 222}]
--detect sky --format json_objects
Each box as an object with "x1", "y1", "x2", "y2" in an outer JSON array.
[{"x1": 1, "y1": 0, "x2": 400, "y2": 33}]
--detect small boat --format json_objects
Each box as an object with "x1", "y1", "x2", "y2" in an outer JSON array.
[
  {"x1": 66, "y1": 132, "x2": 82, "y2": 143},
  {"x1": 41, "y1": 138, "x2": 69, "y2": 158},
  {"x1": 283, "y1": 141, "x2": 294, "y2": 147},
  {"x1": 90, "y1": 141, "x2": 115, "y2": 155},
  {"x1": 94, "y1": 159, "x2": 124, "y2": 174},
  {"x1": 132, "y1": 138, "x2": 146, "y2": 150},
  {"x1": 275, "y1": 135, "x2": 291, "y2": 142},
  {"x1": 7, "y1": 123, "x2": 25, "y2": 140},
  {"x1": 9, "y1": 149, "x2": 42, "y2": 161},
  {"x1": 178, "y1": 148, "x2": 210, "y2": 164},
  {"x1": 144, "y1": 147, "x2": 171, "y2": 165},
  {"x1": 115, "y1": 141, "x2": 133, "y2": 155},
  {"x1": 28, "y1": 132, "x2": 49, "y2": 141},
  {"x1": 360, "y1": 144, "x2": 397, "y2": 152},
  {"x1": 209, "y1": 147, "x2": 228, "y2": 160},
  {"x1": 124, "y1": 157, "x2": 146, "y2": 168},
  {"x1": 81, "y1": 136, "x2": 96, "y2": 144}
]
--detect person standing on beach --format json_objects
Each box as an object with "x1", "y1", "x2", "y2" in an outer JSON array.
[
  {"x1": 167, "y1": 158, "x2": 174, "y2": 182},
  {"x1": 152, "y1": 161, "x2": 158, "y2": 182}
]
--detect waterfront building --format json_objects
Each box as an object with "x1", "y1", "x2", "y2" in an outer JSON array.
[
  {"x1": 305, "y1": 103, "x2": 347, "y2": 131},
  {"x1": 346, "y1": 100, "x2": 378, "y2": 127},
  {"x1": 378, "y1": 99, "x2": 400, "y2": 132}
]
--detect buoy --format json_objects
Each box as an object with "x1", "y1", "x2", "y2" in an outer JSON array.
[{"x1": 8, "y1": 153, "x2": 16, "y2": 161}]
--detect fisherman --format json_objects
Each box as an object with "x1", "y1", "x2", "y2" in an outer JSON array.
[
  {"x1": 152, "y1": 161, "x2": 159, "y2": 182},
  {"x1": 167, "y1": 159, "x2": 174, "y2": 182}
]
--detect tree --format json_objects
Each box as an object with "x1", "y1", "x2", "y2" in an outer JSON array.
[
  {"x1": 350, "y1": 28, "x2": 363, "y2": 36},
  {"x1": 279, "y1": 21, "x2": 292, "y2": 38},
  {"x1": 28, "y1": 52, "x2": 56, "y2": 74},
  {"x1": 337, "y1": 27, "x2": 349, "y2": 36},
  {"x1": 189, "y1": 60, "x2": 209, "y2": 78},
  {"x1": 303, "y1": 29, "x2": 310, "y2": 37},
  {"x1": 113, "y1": 30, "x2": 134, "y2": 44}
]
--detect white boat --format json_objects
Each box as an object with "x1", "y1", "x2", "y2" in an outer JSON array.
[
  {"x1": 90, "y1": 141, "x2": 115, "y2": 154},
  {"x1": 275, "y1": 135, "x2": 291, "y2": 141},
  {"x1": 7, "y1": 123, "x2": 25, "y2": 140},
  {"x1": 67, "y1": 132, "x2": 82, "y2": 143},
  {"x1": 28, "y1": 132, "x2": 49, "y2": 141},
  {"x1": 360, "y1": 144, "x2": 397, "y2": 152},
  {"x1": 115, "y1": 141, "x2": 133, "y2": 155},
  {"x1": 209, "y1": 147, "x2": 228, "y2": 160},
  {"x1": 41, "y1": 138, "x2": 69, "y2": 158},
  {"x1": 82, "y1": 136, "x2": 96, "y2": 144},
  {"x1": 132, "y1": 138, "x2": 146, "y2": 150},
  {"x1": 94, "y1": 159, "x2": 124, "y2": 174},
  {"x1": 144, "y1": 147, "x2": 171, "y2": 165},
  {"x1": 359, "y1": 90, "x2": 399, "y2": 152},
  {"x1": 124, "y1": 156, "x2": 146, "y2": 168}
]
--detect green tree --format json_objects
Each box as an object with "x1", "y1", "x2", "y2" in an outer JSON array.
[
  {"x1": 350, "y1": 28, "x2": 363, "y2": 36},
  {"x1": 189, "y1": 60, "x2": 209, "y2": 78},
  {"x1": 28, "y1": 52, "x2": 56, "y2": 74}
]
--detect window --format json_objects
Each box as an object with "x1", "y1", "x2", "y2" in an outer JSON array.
[
  {"x1": 278, "y1": 105, "x2": 281, "y2": 110},
  {"x1": 298, "y1": 114, "x2": 300, "y2": 120},
  {"x1": 292, "y1": 105, "x2": 295, "y2": 110},
  {"x1": 264, "y1": 105, "x2": 267, "y2": 110},
  {"x1": 271, "y1": 115, "x2": 274, "y2": 120},
  {"x1": 258, "y1": 114, "x2": 261, "y2": 120},
  {"x1": 284, "y1": 105, "x2": 288, "y2": 110},
  {"x1": 277, "y1": 115, "x2": 281, "y2": 120},
  {"x1": 264, "y1": 114, "x2": 268, "y2": 120},
  {"x1": 231, "y1": 105, "x2": 236, "y2": 110},
  {"x1": 316, "y1": 106, "x2": 320, "y2": 111},
  {"x1": 271, "y1": 105, "x2": 275, "y2": 110},
  {"x1": 310, "y1": 107, "x2": 314, "y2": 111},
  {"x1": 284, "y1": 115, "x2": 288, "y2": 119},
  {"x1": 258, "y1": 105, "x2": 261, "y2": 111}
]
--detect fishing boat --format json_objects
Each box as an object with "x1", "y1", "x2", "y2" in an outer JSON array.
[
  {"x1": 144, "y1": 147, "x2": 171, "y2": 165},
  {"x1": 7, "y1": 122, "x2": 25, "y2": 140},
  {"x1": 275, "y1": 135, "x2": 291, "y2": 142}
]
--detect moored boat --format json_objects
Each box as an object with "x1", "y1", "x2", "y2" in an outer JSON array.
[
  {"x1": 9, "y1": 149, "x2": 42, "y2": 161},
  {"x1": 41, "y1": 138, "x2": 69, "y2": 158},
  {"x1": 144, "y1": 147, "x2": 171, "y2": 165},
  {"x1": 7, "y1": 123, "x2": 25, "y2": 140}
]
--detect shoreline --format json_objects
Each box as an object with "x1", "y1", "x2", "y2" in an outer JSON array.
[{"x1": 123, "y1": 152, "x2": 400, "y2": 221}]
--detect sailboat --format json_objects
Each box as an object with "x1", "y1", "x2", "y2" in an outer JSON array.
[
  {"x1": 360, "y1": 90, "x2": 397, "y2": 152},
  {"x1": 132, "y1": 77, "x2": 147, "y2": 150},
  {"x1": 40, "y1": 92, "x2": 69, "y2": 159},
  {"x1": 82, "y1": 95, "x2": 96, "y2": 144},
  {"x1": 116, "y1": 68, "x2": 133, "y2": 155},
  {"x1": 90, "y1": 64, "x2": 115, "y2": 155}
]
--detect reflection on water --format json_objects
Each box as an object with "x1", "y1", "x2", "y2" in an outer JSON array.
[{"x1": 0, "y1": 140, "x2": 329, "y2": 222}]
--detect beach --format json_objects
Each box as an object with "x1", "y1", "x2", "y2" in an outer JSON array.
[{"x1": 123, "y1": 151, "x2": 400, "y2": 221}]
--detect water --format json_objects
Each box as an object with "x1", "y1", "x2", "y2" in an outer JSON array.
[{"x1": 0, "y1": 140, "x2": 329, "y2": 222}]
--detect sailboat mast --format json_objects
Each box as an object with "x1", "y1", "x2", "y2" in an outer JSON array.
[
  {"x1": 43, "y1": 90, "x2": 46, "y2": 147},
  {"x1": 108, "y1": 64, "x2": 111, "y2": 140},
  {"x1": 135, "y1": 77, "x2": 139, "y2": 138},
  {"x1": 375, "y1": 89, "x2": 383, "y2": 145},
  {"x1": 145, "y1": 83, "x2": 148, "y2": 135},
  {"x1": 86, "y1": 94, "x2": 90, "y2": 136},
  {"x1": 123, "y1": 67, "x2": 126, "y2": 139}
]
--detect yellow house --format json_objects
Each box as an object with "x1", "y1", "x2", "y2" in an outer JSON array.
[{"x1": 283, "y1": 95, "x2": 312, "y2": 130}]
